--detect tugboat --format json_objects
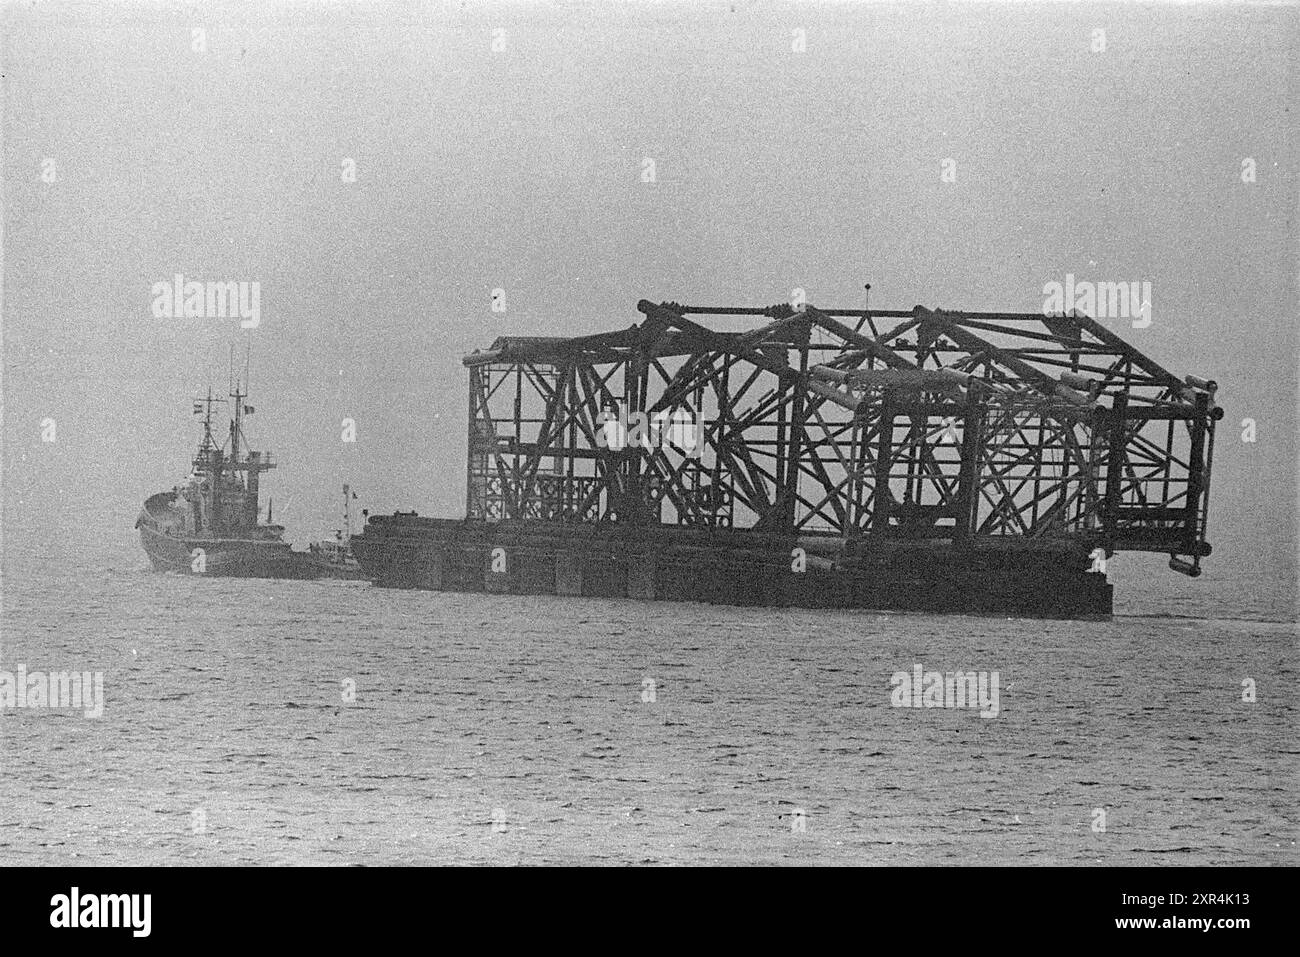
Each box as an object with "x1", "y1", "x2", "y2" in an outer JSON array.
[
  {"x1": 136, "y1": 380, "x2": 322, "y2": 579},
  {"x1": 304, "y1": 484, "x2": 369, "y2": 580}
]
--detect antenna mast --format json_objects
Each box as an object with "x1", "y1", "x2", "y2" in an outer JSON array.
[{"x1": 853, "y1": 282, "x2": 879, "y2": 338}]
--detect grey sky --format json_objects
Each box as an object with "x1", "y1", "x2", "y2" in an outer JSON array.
[{"x1": 2, "y1": 1, "x2": 1296, "y2": 577}]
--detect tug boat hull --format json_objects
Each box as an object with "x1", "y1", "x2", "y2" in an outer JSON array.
[{"x1": 136, "y1": 494, "x2": 323, "y2": 579}]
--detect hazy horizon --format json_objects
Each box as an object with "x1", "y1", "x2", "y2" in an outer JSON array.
[{"x1": 2, "y1": 1, "x2": 1296, "y2": 603}]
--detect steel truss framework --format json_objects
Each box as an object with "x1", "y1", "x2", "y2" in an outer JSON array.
[{"x1": 464, "y1": 300, "x2": 1220, "y2": 573}]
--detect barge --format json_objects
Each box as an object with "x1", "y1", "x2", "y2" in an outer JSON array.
[{"x1": 351, "y1": 299, "x2": 1221, "y2": 619}]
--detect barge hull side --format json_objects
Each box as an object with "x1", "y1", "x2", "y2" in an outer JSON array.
[{"x1": 352, "y1": 517, "x2": 1113, "y2": 619}]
